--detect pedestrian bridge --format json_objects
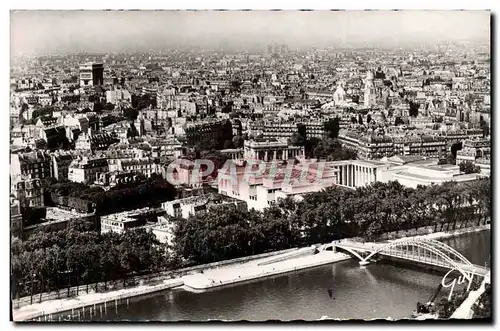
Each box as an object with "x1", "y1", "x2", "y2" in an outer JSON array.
[{"x1": 331, "y1": 238, "x2": 489, "y2": 280}]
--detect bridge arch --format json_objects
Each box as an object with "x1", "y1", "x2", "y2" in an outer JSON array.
[
  {"x1": 359, "y1": 238, "x2": 474, "y2": 280},
  {"x1": 334, "y1": 245, "x2": 366, "y2": 261}
]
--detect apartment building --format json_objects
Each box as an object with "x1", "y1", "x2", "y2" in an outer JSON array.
[
  {"x1": 10, "y1": 151, "x2": 52, "y2": 180},
  {"x1": 68, "y1": 156, "x2": 109, "y2": 183},
  {"x1": 248, "y1": 120, "x2": 326, "y2": 140}
]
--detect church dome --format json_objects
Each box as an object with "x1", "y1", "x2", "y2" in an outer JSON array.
[
  {"x1": 333, "y1": 85, "x2": 347, "y2": 105},
  {"x1": 373, "y1": 111, "x2": 386, "y2": 123}
]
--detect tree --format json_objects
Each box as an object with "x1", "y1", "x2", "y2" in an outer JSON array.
[
  {"x1": 312, "y1": 138, "x2": 357, "y2": 161},
  {"x1": 232, "y1": 135, "x2": 243, "y2": 148},
  {"x1": 297, "y1": 124, "x2": 307, "y2": 141},
  {"x1": 289, "y1": 132, "x2": 306, "y2": 146},
  {"x1": 93, "y1": 102, "x2": 103, "y2": 113},
  {"x1": 223, "y1": 139, "x2": 234, "y2": 149},
  {"x1": 104, "y1": 103, "x2": 115, "y2": 111},
  {"x1": 323, "y1": 118, "x2": 340, "y2": 139},
  {"x1": 123, "y1": 108, "x2": 139, "y2": 121},
  {"x1": 409, "y1": 101, "x2": 420, "y2": 117},
  {"x1": 472, "y1": 284, "x2": 492, "y2": 319},
  {"x1": 450, "y1": 142, "x2": 463, "y2": 159},
  {"x1": 459, "y1": 161, "x2": 481, "y2": 174}
]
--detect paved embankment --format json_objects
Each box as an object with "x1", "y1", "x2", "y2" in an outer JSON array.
[
  {"x1": 182, "y1": 248, "x2": 351, "y2": 291},
  {"x1": 13, "y1": 279, "x2": 183, "y2": 321}
]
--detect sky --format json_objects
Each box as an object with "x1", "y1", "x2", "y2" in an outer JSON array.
[{"x1": 10, "y1": 10, "x2": 491, "y2": 55}]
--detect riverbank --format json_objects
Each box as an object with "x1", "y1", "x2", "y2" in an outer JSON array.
[
  {"x1": 451, "y1": 271, "x2": 491, "y2": 319},
  {"x1": 12, "y1": 278, "x2": 183, "y2": 321},
  {"x1": 397, "y1": 224, "x2": 490, "y2": 243},
  {"x1": 182, "y1": 249, "x2": 351, "y2": 292},
  {"x1": 12, "y1": 224, "x2": 489, "y2": 321}
]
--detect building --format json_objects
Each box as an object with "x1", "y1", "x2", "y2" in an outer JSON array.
[
  {"x1": 98, "y1": 147, "x2": 148, "y2": 171},
  {"x1": 148, "y1": 138, "x2": 184, "y2": 159},
  {"x1": 75, "y1": 132, "x2": 119, "y2": 152},
  {"x1": 338, "y1": 131, "x2": 394, "y2": 160},
  {"x1": 220, "y1": 148, "x2": 244, "y2": 160},
  {"x1": 364, "y1": 71, "x2": 377, "y2": 108},
  {"x1": 149, "y1": 219, "x2": 176, "y2": 246},
  {"x1": 243, "y1": 139, "x2": 305, "y2": 161},
  {"x1": 117, "y1": 158, "x2": 159, "y2": 178},
  {"x1": 79, "y1": 63, "x2": 104, "y2": 87},
  {"x1": 68, "y1": 157, "x2": 109, "y2": 183},
  {"x1": 456, "y1": 139, "x2": 491, "y2": 176},
  {"x1": 162, "y1": 194, "x2": 247, "y2": 219},
  {"x1": 184, "y1": 120, "x2": 229, "y2": 147},
  {"x1": 217, "y1": 160, "x2": 339, "y2": 211},
  {"x1": 327, "y1": 160, "x2": 391, "y2": 189},
  {"x1": 12, "y1": 177, "x2": 44, "y2": 208},
  {"x1": 383, "y1": 162, "x2": 479, "y2": 189},
  {"x1": 10, "y1": 151, "x2": 52, "y2": 180},
  {"x1": 10, "y1": 199, "x2": 23, "y2": 239},
  {"x1": 392, "y1": 135, "x2": 447, "y2": 158},
  {"x1": 443, "y1": 129, "x2": 484, "y2": 146},
  {"x1": 248, "y1": 120, "x2": 326, "y2": 140},
  {"x1": 100, "y1": 207, "x2": 164, "y2": 234},
  {"x1": 106, "y1": 88, "x2": 132, "y2": 105},
  {"x1": 327, "y1": 156, "x2": 480, "y2": 189},
  {"x1": 50, "y1": 151, "x2": 74, "y2": 180},
  {"x1": 22, "y1": 207, "x2": 99, "y2": 239}
]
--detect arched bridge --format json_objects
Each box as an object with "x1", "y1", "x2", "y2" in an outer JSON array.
[{"x1": 332, "y1": 238, "x2": 489, "y2": 280}]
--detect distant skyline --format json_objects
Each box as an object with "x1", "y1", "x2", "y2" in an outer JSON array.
[{"x1": 11, "y1": 10, "x2": 490, "y2": 56}]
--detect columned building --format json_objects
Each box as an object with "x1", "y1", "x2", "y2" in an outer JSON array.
[
  {"x1": 329, "y1": 160, "x2": 390, "y2": 188},
  {"x1": 243, "y1": 139, "x2": 305, "y2": 162}
]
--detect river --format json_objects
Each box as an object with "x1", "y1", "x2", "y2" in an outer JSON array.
[{"x1": 77, "y1": 230, "x2": 491, "y2": 321}]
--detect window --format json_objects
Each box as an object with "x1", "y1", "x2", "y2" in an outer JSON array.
[{"x1": 249, "y1": 195, "x2": 257, "y2": 201}]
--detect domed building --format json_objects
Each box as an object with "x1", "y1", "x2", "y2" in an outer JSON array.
[
  {"x1": 373, "y1": 111, "x2": 387, "y2": 124},
  {"x1": 333, "y1": 81, "x2": 347, "y2": 106}
]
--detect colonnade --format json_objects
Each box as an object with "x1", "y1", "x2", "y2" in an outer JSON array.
[{"x1": 337, "y1": 163, "x2": 376, "y2": 188}]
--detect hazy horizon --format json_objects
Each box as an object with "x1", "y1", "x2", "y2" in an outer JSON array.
[{"x1": 11, "y1": 10, "x2": 490, "y2": 56}]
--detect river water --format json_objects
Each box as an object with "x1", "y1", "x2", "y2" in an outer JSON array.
[{"x1": 80, "y1": 230, "x2": 491, "y2": 321}]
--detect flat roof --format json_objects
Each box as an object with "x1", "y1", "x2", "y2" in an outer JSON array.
[
  {"x1": 46, "y1": 207, "x2": 89, "y2": 220},
  {"x1": 393, "y1": 171, "x2": 439, "y2": 181}
]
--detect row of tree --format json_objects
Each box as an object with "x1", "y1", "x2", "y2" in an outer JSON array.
[
  {"x1": 11, "y1": 223, "x2": 176, "y2": 299},
  {"x1": 171, "y1": 178, "x2": 490, "y2": 264},
  {"x1": 43, "y1": 177, "x2": 177, "y2": 216}
]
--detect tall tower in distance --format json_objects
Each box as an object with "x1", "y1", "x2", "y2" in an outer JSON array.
[
  {"x1": 364, "y1": 70, "x2": 377, "y2": 108},
  {"x1": 79, "y1": 62, "x2": 104, "y2": 87}
]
